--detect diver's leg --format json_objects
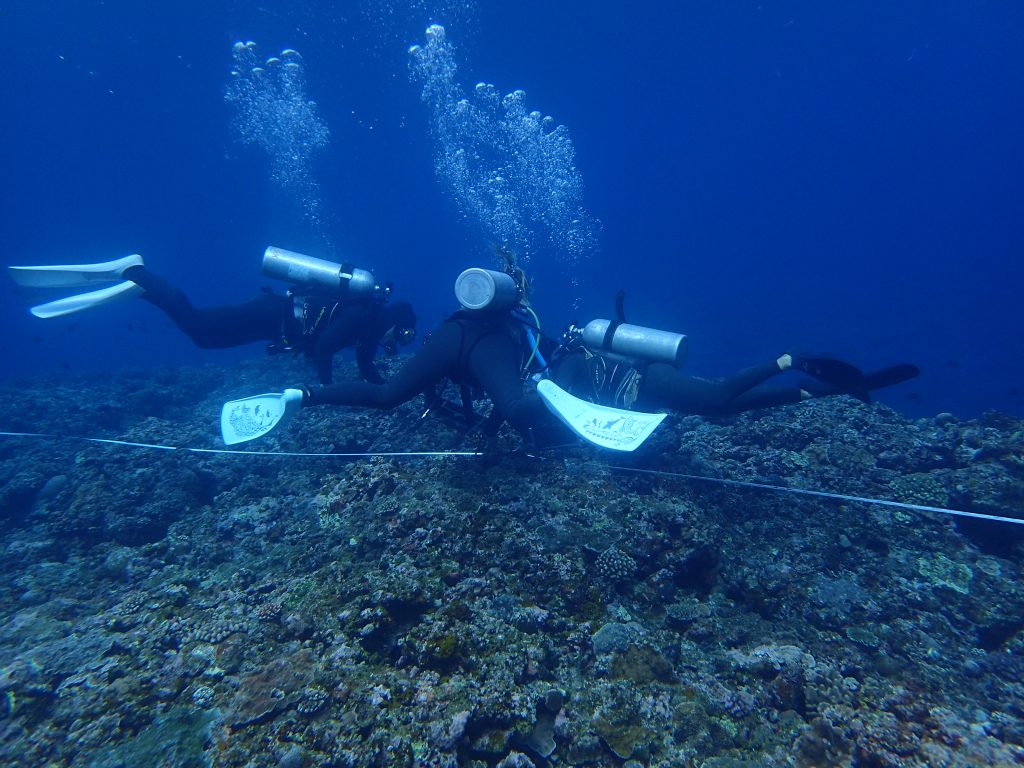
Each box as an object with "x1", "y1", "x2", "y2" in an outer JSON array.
[
  {"x1": 125, "y1": 266, "x2": 286, "y2": 348},
  {"x1": 719, "y1": 388, "x2": 806, "y2": 413},
  {"x1": 467, "y1": 333, "x2": 562, "y2": 440},
  {"x1": 639, "y1": 360, "x2": 786, "y2": 415}
]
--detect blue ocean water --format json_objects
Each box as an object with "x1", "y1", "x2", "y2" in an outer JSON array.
[{"x1": 3, "y1": 1, "x2": 1022, "y2": 420}]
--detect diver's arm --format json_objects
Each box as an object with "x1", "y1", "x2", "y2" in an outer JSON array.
[
  {"x1": 356, "y1": 340, "x2": 386, "y2": 384},
  {"x1": 311, "y1": 303, "x2": 365, "y2": 385},
  {"x1": 311, "y1": 309, "x2": 350, "y2": 385}
]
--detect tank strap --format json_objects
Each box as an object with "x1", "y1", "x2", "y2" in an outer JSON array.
[
  {"x1": 599, "y1": 289, "x2": 629, "y2": 351},
  {"x1": 599, "y1": 320, "x2": 622, "y2": 351}
]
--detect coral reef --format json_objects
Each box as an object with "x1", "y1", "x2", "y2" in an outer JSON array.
[{"x1": 1, "y1": 355, "x2": 1023, "y2": 766}]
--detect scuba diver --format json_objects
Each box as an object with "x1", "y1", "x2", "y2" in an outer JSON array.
[
  {"x1": 9, "y1": 247, "x2": 418, "y2": 386},
  {"x1": 220, "y1": 261, "x2": 564, "y2": 447},
  {"x1": 299, "y1": 265, "x2": 557, "y2": 441},
  {"x1": 220, "y1": 282, "x2": 918, "y2": 451},
  {"x1": 547, "y1": 291, "x2": 921, "y2": 417}
]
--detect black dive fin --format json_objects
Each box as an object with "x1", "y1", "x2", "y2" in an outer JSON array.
[
  {"x1": 796, "y1": 356, "x2": 871, "y2": 402},
  {"x1": 802, "y1": 362, "x2": 921, "y2": 403},
  {"x1": 862, "y1": 363, "x2": 921, "y2": 391}
]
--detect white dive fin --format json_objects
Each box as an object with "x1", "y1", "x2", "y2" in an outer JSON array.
[
  {"x1": 9, "y1": 254, "x2": 143, "y2": 288},
  {"x1": 221, "y1": 389, "x2": 304, "y2": 445},
  {"x1": 29, "y1": 281, "x2": 144, "y2": 319},
  {"x1": 537, "y1": 379, "x2": 666, "y2": 452}
]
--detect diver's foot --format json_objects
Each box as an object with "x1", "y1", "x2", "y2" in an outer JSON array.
[
  {"x1": 111, "y1": 254, "x2": 144, "y2": 277},
  {"x1": 780, "y1": 350, "x2": 826, "y2": 373},
  {"x1": 8, "y1": 254, "x2": 144, "y2": 289},
  {"x1": 795, "y1": 354, "x2": 871, "y2": 403},
  {"x1": 28, "y1": 280, "x2": 144, "y2": 319}
]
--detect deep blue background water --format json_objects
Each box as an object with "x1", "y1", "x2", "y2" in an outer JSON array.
[{"x1": 3, "y1": 1, "x2": 1022, "y2": 420}]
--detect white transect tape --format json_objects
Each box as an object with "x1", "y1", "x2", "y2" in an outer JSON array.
[
  {"x1": 0, "y1": 432, "x2": 481, "y2": 458},
  {"x1": 1, "y1": 431, "x2": 1019, "y2": 525},
  {"x1": 600, "y1": 464, "x2": 1024, "y2": 526}
]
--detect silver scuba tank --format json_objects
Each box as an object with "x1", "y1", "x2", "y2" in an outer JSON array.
[
  {"x1": 454, "y1": 268, "x2": 521, "y2": 312},
  {"x1": 581, "y1": 319, "x2": 688, "y2": 367},
  {"x1": 262, "y1": 246, "x2": 379, "y2": 297}
]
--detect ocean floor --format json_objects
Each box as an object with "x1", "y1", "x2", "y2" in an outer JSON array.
[{"x1": 1, "y1": 355, "x2": 1023, "y2": 768}]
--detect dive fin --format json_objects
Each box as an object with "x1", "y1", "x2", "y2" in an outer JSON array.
[
  {"x1": 220, "y1": 389, "x2": 304, "y2": 445},
  {"x1": 9, "y1": 254, "x2": 143, "y2": 288},
  {"x1": 863, "y1": 363, "x2": 921, "y2": 390},
  {"x1": 29, "y1": 281, "x2": 144, "y2": 319},
  {"x1": 795, "y1": 355, "x2": 870, "y2": 402},
  {"x1": 537, "y1": 379, "x2": 665, "y2": 452},
  {"x1": 802, "y1": 363, "x2": 921, "y2": 402}
]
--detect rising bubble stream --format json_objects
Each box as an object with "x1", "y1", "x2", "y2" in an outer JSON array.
[{"x1": 408, "y1": 24, "x2": 599, "y2": 271}]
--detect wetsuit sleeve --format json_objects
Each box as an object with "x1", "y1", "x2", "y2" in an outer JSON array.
[
  {"x1": 127, "y1": 266, "x2": 288, "y2": 348},
  {"x1": 639, "y1": 360, "x2": 792, "y2": 415},
  {"x1": 306, "y1": 321, "x2": 461, "y2": 408},
  {"x1": 356, "y1": 340, "x2": 385, "y2": 384},
  {"x1": 311, "y1": 304, "x2": 362, "y2": 385}
]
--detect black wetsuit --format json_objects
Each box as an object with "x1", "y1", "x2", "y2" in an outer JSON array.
[
  {"x1": 554, "y1": 343, "x2": 922, "y2": 416},
  {"x1": 125, "y1": 265, "x2": 396, "y2": 385},
  {"x1": 552, "y1": 349, "x2": 801, "y2": 416},
  {"x1": 306, "y1": 310, "x2": 557, "y2": 441}
]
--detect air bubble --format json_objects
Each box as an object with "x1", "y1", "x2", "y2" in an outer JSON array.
[
  {"x1": 502, "y1": 90, "x2": 526, "y2": 109},
  {"x1": 408, "y1": 24, "x2": 599, "y2": 269},
  {"x1": 225, "y1": 41, "x2": 330, "y2": 239}
]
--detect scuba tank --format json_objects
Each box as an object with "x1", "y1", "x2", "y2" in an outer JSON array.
[
  {"x1": 452, "y1": 266, "x2": 546, "y2": 369},
  {"x1": 262, "y1": 246, "x2": 384, "y2": 298},
  {"x1": 579, "y1": 319, "x2": 688, "y2": 367},
  {"x1": 453, "y1": 266, "x2": 547, "y2": 378},
  {"x1": 567, "y1": 288, "x2": 689, "y2": 367},
  {"x1": 454, "y1": 268, "x2": 521, "y2": 312}
]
